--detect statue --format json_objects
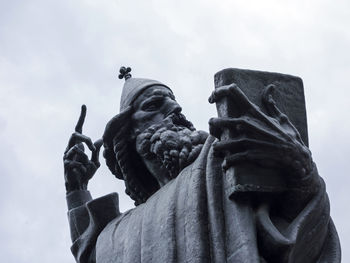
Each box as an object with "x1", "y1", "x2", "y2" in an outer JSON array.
[{"x1": 63, "y1": 67, "x2": 341, "y2": 263}]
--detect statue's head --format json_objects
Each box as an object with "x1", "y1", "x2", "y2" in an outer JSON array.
[{"x1": 103, "y1": 67, "x2": 208, "y2": 205}]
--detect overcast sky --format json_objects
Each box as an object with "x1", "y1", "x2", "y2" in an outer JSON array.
[{"x1": 0, "y1": 0, "x2": 349, "y2": 262}]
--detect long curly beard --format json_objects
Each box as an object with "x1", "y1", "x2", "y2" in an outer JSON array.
[{"x1": 136, "y1": 113, "x2": 208, "y2": 178}]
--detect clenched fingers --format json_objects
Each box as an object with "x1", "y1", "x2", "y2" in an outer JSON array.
[{"x1": 66, "y1": 132, "x2": 96, "y2": 153}]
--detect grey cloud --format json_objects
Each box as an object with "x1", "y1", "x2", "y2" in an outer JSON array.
[{"x1": 0, "y1": 0, "x2": 349, "y2": 262}]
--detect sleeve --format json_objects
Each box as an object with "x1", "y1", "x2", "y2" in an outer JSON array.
[
  {"x1": 255, "y1": 166, "x2": 341, "y2": 263},
  {"x1": 67, "y1": 190, "x2": 93, "y2": 242},
  {"x1": 67, "y1": 192, "x2": 121, "y2": 263}
]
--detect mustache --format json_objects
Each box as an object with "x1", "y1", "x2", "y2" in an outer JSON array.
[{"x1": 165, "y1": 112, "x2": 195, "y2": 131}]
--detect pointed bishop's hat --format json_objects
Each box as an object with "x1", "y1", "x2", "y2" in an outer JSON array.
[{"x1": 118, "y1": 66, "x2": 171, "y2": 112}]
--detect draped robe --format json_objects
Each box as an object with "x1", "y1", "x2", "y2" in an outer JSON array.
[{"x1": 67, "y1": 136, "x2": 341, "y2": 263}]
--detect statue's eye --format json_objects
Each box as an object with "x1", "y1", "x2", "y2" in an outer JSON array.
[{"x1": 142, "y1": 98, "x2": 163, "y2": 111}]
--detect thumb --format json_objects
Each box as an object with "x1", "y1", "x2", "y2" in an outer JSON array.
[{"x1": 91, "y1": 138, "x2": 103, "y2": 167}]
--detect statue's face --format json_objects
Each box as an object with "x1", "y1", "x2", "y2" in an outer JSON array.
[
  {"x1": 131, "y1": 85, "x2": 182, "y2": 136},
  {"x1": 130, "y1": 85, "x2": 207, "y2": 187}
]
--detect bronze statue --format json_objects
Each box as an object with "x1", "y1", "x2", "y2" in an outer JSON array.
[{"x1": 63, "y1": 67, "x2": 341, "y2": 263}]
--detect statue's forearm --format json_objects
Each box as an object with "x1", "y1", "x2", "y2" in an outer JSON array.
[
  {"x1": 275, "y1": 162, "x2": 321, "y2": 220},
  {"x1": 66, "y1": 189, "x2": 93, "y2": 210}
]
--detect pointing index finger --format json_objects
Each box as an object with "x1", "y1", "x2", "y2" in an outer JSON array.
[{"x1": 75, "y1": 105, "x2": 87, "y2": 134}]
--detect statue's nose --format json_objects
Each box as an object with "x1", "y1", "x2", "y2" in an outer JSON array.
[{"x1": 165, "y1": 100, "x2": 182, "y2": 116}]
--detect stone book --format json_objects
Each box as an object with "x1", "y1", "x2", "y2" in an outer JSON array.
[{"x1": 213, "y1": 68, "x2": 308, "y2": 196}]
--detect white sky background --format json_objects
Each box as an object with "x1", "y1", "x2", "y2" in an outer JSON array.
[{"x1": 0, "y1": 0, "x2": 349, "y2": 262}]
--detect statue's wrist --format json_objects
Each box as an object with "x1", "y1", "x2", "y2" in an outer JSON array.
[
  {"x1": 287, "y1": 162, "x2": 320, "y2": 194},
  {"x1": 65, "y1": 181, "x2": 88, "y2": 194}
]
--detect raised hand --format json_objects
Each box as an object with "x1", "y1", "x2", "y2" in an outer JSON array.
[
  {"x1": 209, "y1": 83, "x2": 313, "y2": 184},
  {"x1": 63, "y1": 105, "x2": 103, "y2": 193}
]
